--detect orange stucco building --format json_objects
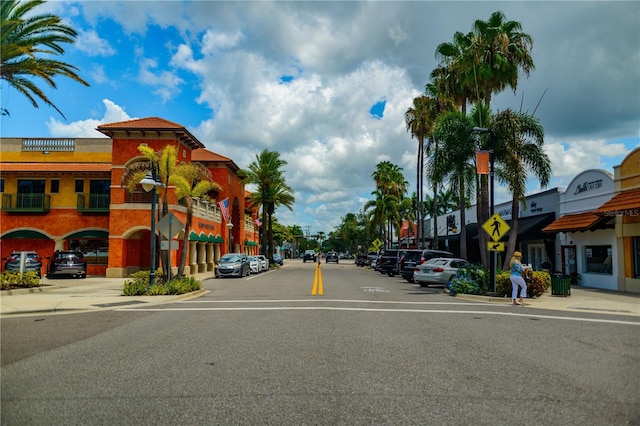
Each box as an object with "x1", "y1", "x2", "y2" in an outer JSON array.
[{"x1": 0, "y1": 117, "x2": 260, "y2": 278}]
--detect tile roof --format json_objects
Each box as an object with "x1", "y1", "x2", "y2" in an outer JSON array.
[
  {"x1": 542, "y1": 211, "x2": 607, "y2": 233},
  {"x1": 191, "y1": 148, "x2": 231, "y2": 162},
  {"x1": 96, "y1": 117, "x2": 204, "y2": 150},
  {"x1": 0, "y1": 163, "x2": 111, "y2": 172},
  {"x1": 593, "y1": 188, "x2": 640, "y2": 215}
]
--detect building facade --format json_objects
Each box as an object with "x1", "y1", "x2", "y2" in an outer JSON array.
[{"x1": 0, "y1": 117, "x2": 260, "y2": 278}]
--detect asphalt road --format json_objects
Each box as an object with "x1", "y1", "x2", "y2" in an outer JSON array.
[{"x1": 2, "y1": 261, "x2": 639, "y2": 425}]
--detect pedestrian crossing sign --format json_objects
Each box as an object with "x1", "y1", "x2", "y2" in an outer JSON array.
[{"x1": 482, "y1": 213, "x2": 510, "y2": 242}]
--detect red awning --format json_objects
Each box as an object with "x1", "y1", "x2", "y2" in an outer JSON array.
[
  {"x1": 542, "y1": 211, "x2": 609, "y2": 233},
  {"x1": 593, "y1": 188, "x2": 640, "y2": 216}
]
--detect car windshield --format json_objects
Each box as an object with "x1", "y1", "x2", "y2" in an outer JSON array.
[{"x1": 221, "y1": 255, "x2": 241, "y2": 262}]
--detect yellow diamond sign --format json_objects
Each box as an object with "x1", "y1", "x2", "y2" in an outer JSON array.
[{"x1": 482, "y1": 213, "x2": 510, "y2": 242}]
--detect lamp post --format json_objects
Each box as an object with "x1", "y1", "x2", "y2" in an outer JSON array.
[
  {"x1": 226, "y1": 222, "x2": 234, "y2": 253},
  {"x1": 140, "y1": 169, "x2": 163, "y2": 287},
  {"x1": 473, "y1": 127, "x2": 496, "y2": 293}
]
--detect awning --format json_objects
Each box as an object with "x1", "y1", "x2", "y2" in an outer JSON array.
[
  {"x1": 2, "y1": 230, "x2": 49, "y2": 239},
  {"x1": 190, "y1": 231, "x2": 225, "y2": 243},
  {"x1": 593, "y1": 188, "x2": 640, "y2": 216},
  {"x1": 542, "y1": 211, "x2": 610, "y2": 233},
  {"x1": 245, "y1": 241, "x2": 258, "y2": 247},
  {"x1": 67, "y1": 230, "x2": 109, "y2": 239},
  {"x1": 471, "y1": 213, "x2": 555, "y2": 240}
]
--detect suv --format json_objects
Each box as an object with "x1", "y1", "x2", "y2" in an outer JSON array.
[
  {"x1": 325, "y1": 252, "x2": 339, "y2": 263},
  {"x1": 303, "y1": 250, "x2": 317, "y2": 263},
  {"x1": 377, "y1": 249, "x2": 403, "y2": 277},
  {"x1": 3, "y1": 251, "x2": 43, "y2": 277},
  {"x1": 47, "y1": 250, "x2": 87, "y2": 278},
  {"x1": 399, "y1": 249, "x2": 455, "y2": 282}
]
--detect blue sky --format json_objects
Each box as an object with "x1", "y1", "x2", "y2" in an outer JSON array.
[{"x1": 1, "y1": 1, "x2": 638, "y2": 235}]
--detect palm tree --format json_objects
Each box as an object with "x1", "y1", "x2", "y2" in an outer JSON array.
[
  {"x1": 405, "y1": 96, "x2": 430, "y2": 248},
  {"x1": 1, "y1": 0, "x2": 89, "y2": 118},
  {"x1": 170, "y1": 163, "x2": 222, "y2": 277},
  {"x1": 471, "y1": 11, "x2": 535, "y2": 109},
  {"x1": 242, "y1": 149, "x2": 293, "y2": 263},
  {"x1": 432, "y1": 110, "x2": 479, "y2": 259},
  {"x1": 371, "y1": 161, "x2": 407, "y2": 246},
  {"x1": 492, "y1": 109, "x2": 551, "y2": 269},
  {"x1": 364, "y1": 189, "x2": 398, "y2": 249}
]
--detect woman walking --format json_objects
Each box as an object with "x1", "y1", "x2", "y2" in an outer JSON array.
[{"x1": 509, "y1": 251, "x2": 527, "y2": 305}]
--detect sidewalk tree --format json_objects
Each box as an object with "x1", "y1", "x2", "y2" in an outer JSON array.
[
  {"x1": 170, "y1": 162, "x2": 221, "y2": 277},
  {"x1": 0, "y1": 0, "x2": 89, "y2": 118}
]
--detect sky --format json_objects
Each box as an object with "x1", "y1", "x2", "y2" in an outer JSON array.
[{"x1": 1, "y1": 1, "x2": 639, "y2": 235}]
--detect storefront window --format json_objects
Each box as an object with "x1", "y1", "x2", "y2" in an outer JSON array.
[
  {"x1": 583, "y1": 245, "x2": 612, "y2": 275},
  {"x1": 633, "y1": 237, "x2": 640, "y2": 278},
  {"x1": 69, "y1": 239, "x2": 109, "y2": 265}
]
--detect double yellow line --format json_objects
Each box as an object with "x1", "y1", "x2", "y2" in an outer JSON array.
[{"x1": 311, "y1": 262, "x2": 323, "y2": 296}]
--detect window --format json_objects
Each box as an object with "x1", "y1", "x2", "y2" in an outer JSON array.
[
  {"x1": 75, "y1": 179, "x2": 84, "y2": 193},
  {"x1": 584, "y1": 245, "x2": 612, "y2": 275},
  {"x1": 69, "y1": 239, "x2": 109, "y2": 265},
  {"x1": 17, "y1": 179, "x2": 45, "y2": 208},
  {"x1": 0, "y1": 178, "x2": 4, "y2": 193},
  {"x1": 633, "y1": 237, "x2": 640, "y2": 278},
  {"x1": 88, "y1": 179, "x2": 110, "y2": 208},
  {"x1": 50, "y1": 179, "x2": 60, "y2": 194}
]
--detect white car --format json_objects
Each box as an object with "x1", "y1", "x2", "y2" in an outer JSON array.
[
  {"x1": 413, "y1": 257, "x2": 469, "y2": 287},
  {"x1": 248, "y1": 256, "x2": 261, "y2": 274},
  {"x1": 257, "y1": 255, "x2": 268, "y2": 272}
]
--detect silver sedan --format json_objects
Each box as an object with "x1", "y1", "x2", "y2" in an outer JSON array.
[{"x1": 413, "y1": 258, "x2": 469, "y2": 287}]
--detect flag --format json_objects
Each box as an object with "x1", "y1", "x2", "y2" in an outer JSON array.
[
  {"x1": 218, "y1": 198, "x2": 230, "y2": 222},
  {"x1": 476, "y1": 150, "x2": 490, "y2": 175},
  {"x1": 254, "y1": 218, "x2": 262, "y2": 227}
]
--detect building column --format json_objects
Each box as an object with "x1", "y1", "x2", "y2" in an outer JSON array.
[
  {"x1": 197, "y1": 241, "x2": 206, "y2": 273},
  {"x1": 189, "y1": 240, "x2": 197, "y2": 275}
]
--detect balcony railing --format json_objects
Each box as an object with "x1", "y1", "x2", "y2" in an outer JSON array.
[
  {"x1": 124, "y1": 191, "x2": 153, "y2": 203},
  {"x1": 77, "y1": 194, "x2": 110, "y2": 213},
  {"x1": 1, "y1": 193, "x2": 51, "y2": 213}
]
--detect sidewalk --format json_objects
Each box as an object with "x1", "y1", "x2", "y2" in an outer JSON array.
[
  {"x1": 1, "y1": 275, "x2": 639, "y2": 317},
  {"x1": 0, "y1": 275, "x2": 211, "y2": 317}
]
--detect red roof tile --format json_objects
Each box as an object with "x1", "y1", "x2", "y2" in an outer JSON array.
[
  {"x1": 96, "y1": 117, "x2": 204, "y2": 150},
  {"x1": 542, "y1": 211, "x2": 607, "y2": 233},
  {"x1": 0, "y1": 163, "x2": 111, "y2": 172},
  {"x1": 593, "y1": 188, "x2": 640, "y2": 215},
  {"x1": 191, "y1": 148, "x2": 231, "y2": 162}
]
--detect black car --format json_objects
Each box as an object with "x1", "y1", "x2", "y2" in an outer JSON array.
[
  {"x1": 3, "y1": 251, "x2": 43, "y2": 277},
  {"x1": 303, "y1": 250, "x2": 317, "y2": 262},
  {"x1": 325, "y1": 252, "x2": 339, "y2": 263},
  {"x1": 47, "y1": 250, "x2": 87, "y2": 278},
  {"x1": 377, "y1": 249, "x2": 403, "y2": 276},
  {"x1": 355, "y1": 255, "x2": 368, "y2": 267}
]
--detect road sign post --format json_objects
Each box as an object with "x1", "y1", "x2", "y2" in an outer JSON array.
[{"x1": 482, "y1": 212, "x2": 510, "y2": 293}]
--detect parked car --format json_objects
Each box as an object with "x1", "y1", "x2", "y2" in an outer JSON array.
[
  {"x1": 3, "y1": 251, "x2": 43, "y2": 277},
  {"x1": 413, "y1": 257, "x2": 469, "y2": 287},
  {"x1": 257, "y1": 254, "x2": 269, "y2": 271},
  {"x1": 378, "y1": 249, "x2": 403, "y2": 276},
  {"x1": 47, "y1": 250, "x2": 87, "y2": 278},
  {"x1": 400, "y1": 249, "x2": 454, "y2": 283},
  {"x1": 303, "y1": 250, "x2": 317, "y2": 262},
  {"x1": 355, "y1": 255, "x2": 368, "y2": 267},
  {"x1": 325, "y1": 252, "x2": 339, "y2": 263},
  {"x1": 215, "y1": 253, "x2": 251, "y2": 278},
  {"x1": 272, "y1": 253, "x2": 283, "y2": 266},
  {"x1": 248, "y1": 256, "x2": 261, "y2": 274}
]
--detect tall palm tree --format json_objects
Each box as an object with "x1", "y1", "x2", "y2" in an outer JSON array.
[
  {"x1": 364, "y1": 189, "x2": 398, "y2": 249},
  {"x1": 432, "y1": 110, "x2": 479, "y2": 259},
  {"x1": 492, "y1": 109, "x2": 550, "y2": 269},
  {"x1": 471, "y1": 11, "x2": 535, "y2": 109},
  {"x1": 371, "y1": 161, "x2": 407, "y2": 246},
  {"x1": 405, "y1": 95, "x2": 430, "y2": 248},
  {"x1": 242, "y1": 149, "x2": 293, "y2": 263},
  {"x1": 170, "y1": 163, "x2": 222, "y2": 277},
  {"x1": 1, "y1": 0, "x2": 89, "y2": 118}
]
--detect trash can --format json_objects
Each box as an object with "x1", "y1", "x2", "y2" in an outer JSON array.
[{"x1": 551, "y1": 274, "x2": 571, "y2": 297}]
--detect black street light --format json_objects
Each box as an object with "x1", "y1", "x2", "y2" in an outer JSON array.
[
  {"x1": 140, "y1": 169, "x2": 163, "y2": 287},
  {"x1": 473, "y1": 126, "x2": 496, "y2": 294}
]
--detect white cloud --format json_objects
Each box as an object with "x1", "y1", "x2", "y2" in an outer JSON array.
[
  {"x1": 75, "y1": 29, "x2": 116, "y2": 57},
  {"x1": 47, "y1": 99, "x2": 132, "y2": 137},
  {"x1": 137, "y1": 58, "x2": 184, "y2": 103}
]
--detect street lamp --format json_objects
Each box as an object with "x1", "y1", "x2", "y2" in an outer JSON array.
[
  {"x1": 140, "y1": 169, "x2": 163, "y2": 287},
  {"x1": 473, "y1": 127, "x2": 496, "y2": 294},
  {"x1": 226, "y1": 222, "x2": 234, "y2": 253}
]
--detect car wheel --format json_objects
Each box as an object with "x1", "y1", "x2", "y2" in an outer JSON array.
[{"x1": 418, "y1": 282, "x2": 429, "y2": 288}]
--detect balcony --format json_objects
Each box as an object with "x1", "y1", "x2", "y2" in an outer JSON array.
[
  {"x1": 77, "y1": 194, "x2": 110, "y2": 213},
  {"x1": 124, "y1": 191, "x2": 153, "y2": 203},
  {"x1": 2, "y1": 193, "x2": 51, "y2": 213}
]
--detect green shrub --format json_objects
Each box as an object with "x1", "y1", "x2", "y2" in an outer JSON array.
[
  {"x1": 448, "y1": 264, "x2": 488, "y2": 295},
  {"x1": 0, "y1": 271, "x2": 41, "y2": 290},
  {"x1": 122, "y1": 271, "x2": 201, "y2": 296},
  {"x1": 496, "y1": 270, "x2": 550, "y2": 298}
]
